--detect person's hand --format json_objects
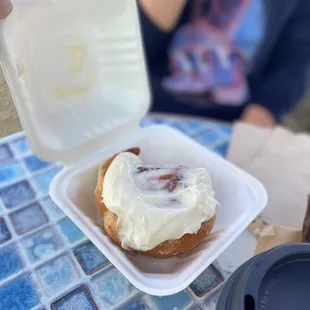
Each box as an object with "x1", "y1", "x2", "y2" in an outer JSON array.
[
  {"x1": 241, "y1": 104, "x2": 276, "y2": 128},
  {"x1": 0, "y1": 0, "x2": 12, "y2": 19}
]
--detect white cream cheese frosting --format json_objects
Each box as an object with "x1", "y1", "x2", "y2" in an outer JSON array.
[{"x1": 102, "y1": 152, "x2": 217, "y2": 251}]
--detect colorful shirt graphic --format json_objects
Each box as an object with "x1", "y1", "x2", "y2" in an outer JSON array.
[{"x1": 163, "y1": 0, "x2": 265, "y2": 106}]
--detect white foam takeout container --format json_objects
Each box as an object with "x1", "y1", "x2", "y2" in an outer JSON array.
[{"x1": 0, "y1": 0, "x2": 267, "y2": 296}]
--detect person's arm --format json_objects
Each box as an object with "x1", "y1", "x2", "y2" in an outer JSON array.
[
  {"x1": 0, "y1": 0, "x2": 12, "y2": 19},
  {"x1": 139, "y1": 0, "x2": 187, "y2": 32},
  {"x1": 244, "y1": 0, "x2": 310, "y2": 126}
]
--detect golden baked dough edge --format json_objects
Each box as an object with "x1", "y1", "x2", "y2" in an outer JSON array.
[{"x1": 94, "y1": 147, "x2": 216, "y2": 258}]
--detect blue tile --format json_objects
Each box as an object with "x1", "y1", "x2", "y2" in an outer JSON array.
[
  {"x1": 10, "y1": 203, "x2": 48, "y2": 235},
  {"x1": 122, "y1": 299, "x2": 150, "y2": 310},
  {"x1": 150, "y1": 291, "x2": 193, "y2": 310},
  {"x1": 0, "y1": 162, "x2": 24, "y2": 184},
  {"x1": 186, "y1": 120, "x2": 209, "y2": 133},
  {"x1": 23, "y1": 155, "x2": 50, "y2": 172},
  {"x1": 194, "y1": 129, "x2": 223, "y2": 147},
  {"x1": 149, "y1": 118, "x2": 166, "y2": 125},
  {"x1": 0, "y1": 217, "x2": 11, "y2": 245},
  {"x1": 74, "y1": 241, "x2": 108, "y2": 275},
  {"x1": 0, "y1": 275, "x2": 40, "y2": 310},
  {"x1": 171, "y1": 122, "x2": 191, "y2": 134},
  {"x1": 10, "y1": 137, "x2": 30, "y2": 155},
  {"x1": 32, "y1": 168, "x2": 61, "y2": 195},
  {"x1": 0, "y1": 144, "x2": 13, "y2": 161},
  {"x1": 215, "y1": 143, "x2": 229, "y2": 158},
  {"x1": 190, "y1": 264, "x2": 224, "y2": 297},
  {"x1": 0, "y1": 180, "x2": 35, "y2": 209},
  {"x1": 58, "y1": 218, "x2": 85, "y2": 244},
  {"x1": 140, "y1": 118, "x2": 153, "y2": 127},
  {"x1": 36, "y1": 255, "x2": 79, "y2": 297},
  {"x1": 0, "y1": 244, "x2": 24, "y2": 281},
  {"x1": 51, "y1": 285, "x2": 98, "y2": 310},
  {"x1": 92, "y1": 268, "x2": 136, "y2": 309},
  {"x1": 23, "y1": 227, "x2": 63, "y2": 263},
  {"x1": 218, "y1": 125, "x2": 232, "y2": 137},
  {"x1": 40, "y1": 197, "x2": 64, "y2": 219}
]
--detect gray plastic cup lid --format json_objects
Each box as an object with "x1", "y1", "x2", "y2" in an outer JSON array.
[{"x1": 216, "y1": 243, "x2": 310, "y2": 310}]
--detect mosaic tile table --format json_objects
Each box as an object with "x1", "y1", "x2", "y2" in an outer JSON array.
[{"x1": 0, "y1": 115, "x2": 233, "y2": 310}]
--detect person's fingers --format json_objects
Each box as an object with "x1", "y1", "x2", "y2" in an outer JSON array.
[
  {"x1": 241, "y1": 104, "x2": 276, "y2": 128},
  {"x1": 0, "y1": 0, "x2": 12, "y2": 19}
]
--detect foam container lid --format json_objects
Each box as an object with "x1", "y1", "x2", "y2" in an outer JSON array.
[
  {"x1": 0, "y1": 0, "x2": 268, "y2": 296},
  {"x1": 0, "y1": 0, "x2": 150, "y2": 163}
]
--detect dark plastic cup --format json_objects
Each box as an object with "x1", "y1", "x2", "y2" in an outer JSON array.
[{"x1": 216, "y1": 243, "x2": 310, "y2": 310}]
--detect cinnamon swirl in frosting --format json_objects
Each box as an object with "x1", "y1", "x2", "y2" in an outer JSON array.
[{"x1": 95, "y1": 148, "x2": 217, "y2": 258}]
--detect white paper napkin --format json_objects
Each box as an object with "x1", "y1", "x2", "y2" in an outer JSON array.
[{"x1": 227, "y1": 123, "x2": 310, "y2": 230}]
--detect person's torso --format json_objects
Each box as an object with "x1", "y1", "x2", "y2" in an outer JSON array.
[{"x1": 155, "y1": 0, "x2": 300, "y2": 116}]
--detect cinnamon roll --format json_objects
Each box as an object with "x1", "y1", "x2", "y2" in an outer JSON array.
[{"x1": 94, "y1": 148, "x2": 217, "y2": 258}]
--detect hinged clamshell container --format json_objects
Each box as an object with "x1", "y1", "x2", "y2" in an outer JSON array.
[{"x1": 0, "y1": 0, "x2": 267, "y2": 296}]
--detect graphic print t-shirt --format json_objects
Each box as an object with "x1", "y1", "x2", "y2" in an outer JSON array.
[{"x1": 163, "y1": 0, "x2": 265, "y2": 107}]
